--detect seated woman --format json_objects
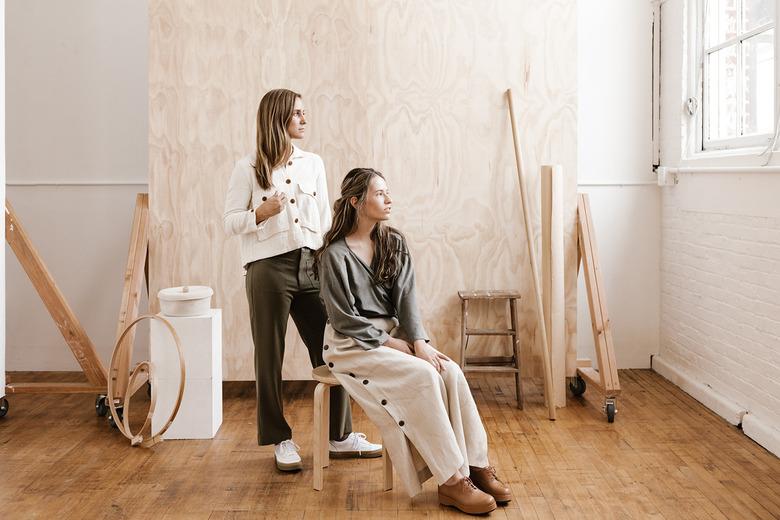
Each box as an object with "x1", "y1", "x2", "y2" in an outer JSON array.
[{"x1": 315, "y1": 168, "x2": 511, "y2": 515}]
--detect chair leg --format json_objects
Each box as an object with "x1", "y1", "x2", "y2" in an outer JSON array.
[
  {"x1": 321, "y1": 385, "x2": 331, "y2": 469},
  {"x1": 382, "y1": 443, "x2": 393, "y2": 491},
  {"x1": 515, "y1": 371, "x2": 524, "y2": 410},
  {"x1": 313, "y1": 383, "x2": 326, "y2": 491}
]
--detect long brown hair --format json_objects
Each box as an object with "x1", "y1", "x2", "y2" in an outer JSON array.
[
  {"x1": 315, "y1": 168, "x2": 404, "y2": 285},
  {"x1": 254, "y1": 89, "x2": 300, "y2": 190}
]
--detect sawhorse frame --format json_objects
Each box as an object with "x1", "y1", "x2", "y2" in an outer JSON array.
[{"x1": 571, "y1": 193, "x2": 621, "y2": 422}]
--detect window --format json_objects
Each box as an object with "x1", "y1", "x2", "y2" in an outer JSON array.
[{"x1": 700, "y1": 0, "x2": 777, "y2": 150}]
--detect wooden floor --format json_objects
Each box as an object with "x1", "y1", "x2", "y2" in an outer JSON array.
[{"x1": 1, "y1": 369, "x2": 778, "y2": 519}]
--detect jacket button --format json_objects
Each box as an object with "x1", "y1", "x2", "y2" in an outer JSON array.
[
  {"x1": 328, "y1": 363, "x2": 333, "y2": 368},
  {"x1": 290, "y1": 198, "x2": 295, "y2": 204},
  {"x1": 294, "y1": 218, "x2": 299, "y2": 223},
  {"x1": 398, "y1": 420, "x2": 405, "y2": 426},
  {"x1": 349, "y1": 373, "x2": 355, "y2": 378},
  {"x1": 313, "y1": 191, "x2": 317, "y2": 196},
  {"x1": 262, "y1": 196, "x2": 267, "y2": 201},
  {"x1": 286, "y1": 179, "x2": 291, "y2": 184},
  {"x1": 381, "y1": 399, "x2": 387, "y2": 405},
  {"x1": 288, "y1": 161, "x2": 293, "y2": 166},
  {"x1": 323, "y1": 345, "x2": 329, "y2": 350},
  {"x1": 362, "y1": 379, "x2": 368, "y2": 385}
]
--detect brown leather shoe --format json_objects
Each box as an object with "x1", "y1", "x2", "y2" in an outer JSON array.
[
  {"x1": 469, "y1": 466, "x2": 512, "y2": 503},
  {"x1": 438, "y1": 477, "x2": 497, "y2": 515}
]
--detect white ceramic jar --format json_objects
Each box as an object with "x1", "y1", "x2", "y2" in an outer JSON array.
[{"x1": 158, "y1": 286, "x2": 214, "y2": 317}]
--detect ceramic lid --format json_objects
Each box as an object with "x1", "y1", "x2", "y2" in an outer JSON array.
[{"x1": 157, "y1": 285, "x2": 214, "y2": 302}]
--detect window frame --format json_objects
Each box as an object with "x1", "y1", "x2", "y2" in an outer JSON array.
[{"x1": 696, "y1": 0, "x2": 779, "y2": 152}]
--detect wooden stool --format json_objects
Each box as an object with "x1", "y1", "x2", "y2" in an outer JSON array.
[
  {"x1": 458, "y1": 290, "x2": 524, "y2": 409},
  {"x1": 312, "y1": 365, "x2": 393, "y2": 491}
]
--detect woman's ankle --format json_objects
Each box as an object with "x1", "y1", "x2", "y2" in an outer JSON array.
[{"x1": 444, "y1": 470, "x2": 464, "y2": 486}]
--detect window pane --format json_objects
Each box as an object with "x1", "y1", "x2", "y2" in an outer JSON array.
[
  {"x1": 742, "y1": 0, "x2": 775, "y2": 31},
  {"x1": 706, "y1": 0, "x2": 739, "y2": 47},
  {"x1": 707, "y1": 45, "x2": 739, "y2": 139},
  {"x1": 742, "y1": 29, "x2": 775, "y2": 135}
]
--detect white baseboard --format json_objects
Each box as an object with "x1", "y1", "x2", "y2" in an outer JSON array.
[
  {"x1": 742, "y1": 413, "x2": 780, "y2": 458},
  {"x1": 651, "y1": 355, "x2": 745, "y2": 426}
]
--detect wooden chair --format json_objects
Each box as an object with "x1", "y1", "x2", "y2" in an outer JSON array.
[
  {"x1": 312, "y1": 365, "x2": 393, "y2": 491},
  {"x1": 458, "y1": 290, "x2": 524, "y2": 409}
]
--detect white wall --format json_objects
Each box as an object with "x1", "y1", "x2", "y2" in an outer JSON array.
[
  {"x1": 577, "y1": 0, "x2": 661, "y2": 369},
  {"x1": 5, "y1": 0, "x2": 149, "y2": 371},
  {"x1": 655, "y1": 0, "x2": 780, "y2": 456},
  {"x1": 2, "y1": 2, "x2": 6, "y2": 394}
]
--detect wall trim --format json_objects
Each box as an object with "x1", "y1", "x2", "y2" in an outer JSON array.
[
  {"x1": 657, "y1": 165, "x2": 780, "y2": 175},
  {"x1": 742, "y1": 413, "x2": 780, "y2": 458},
  {"x1": 7, "y1": 180, "x2": 148, "y2": 186},
  {"x1": 651, "y1": 354, "x2": 745, "y2": 426},
  {"x1": 577, "y1": 181, "x2": 657, "y2": 187}
]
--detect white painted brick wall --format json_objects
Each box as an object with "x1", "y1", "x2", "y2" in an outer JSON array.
[
  {"x1": 661, "y1": 191, "x2": 780, "y2": 432},
  {"x1": 658, "y1": 0, "x2": 780, "y2": 454}
]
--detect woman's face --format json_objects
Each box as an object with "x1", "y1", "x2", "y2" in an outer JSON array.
[
  {"x1": 357, "y1": 175, "x2": 393, "y2": 222},
  {"x1": 287, "y1": 97, "x2": 306, "y2": 139}
]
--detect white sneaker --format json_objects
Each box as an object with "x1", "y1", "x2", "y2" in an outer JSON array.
[
  {"x1": 329, "y1": 432, "x2": 383, "y2": 459},
  {"x1": 274, "y1": 439, "x2": 302, "y2": 471}
]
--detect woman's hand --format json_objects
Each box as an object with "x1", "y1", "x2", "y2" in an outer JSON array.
[
  {"x1": 383, "y1": 337, "x2": 414, "y2": 355},
  {"x1": 255, "y1": 192, "x2": 287, "y2": 224},
  {"x1": 413, "y1": 340, "x2": 451, "y2": 373}
]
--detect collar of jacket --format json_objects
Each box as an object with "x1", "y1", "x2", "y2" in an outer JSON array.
[{"x1": 290, "y1": 144, "x2": 306, "y2": 160}]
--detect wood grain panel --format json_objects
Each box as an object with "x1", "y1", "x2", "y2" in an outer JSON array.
[{"x1": 149, "y1": 0, "x2": 578, "y2": 384}]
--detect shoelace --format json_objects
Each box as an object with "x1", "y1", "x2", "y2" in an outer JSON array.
[
  {"x1": 278, "y1": 439, "x2": 300, "y2": 455},
  {"x1": 350, "y1": 432, "x2": 367, "y2": 448},
  {"x1": 486, "y1": 466, "x2": 506, "y2": 484},
  {"x1": 463, "y1": 477, "x2": 478, "y2": 490}
]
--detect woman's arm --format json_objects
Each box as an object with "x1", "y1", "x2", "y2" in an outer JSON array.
[
  {"x1": 224, "y1": 160, "x2": 264, "y2": 236},
  {"x1": 320, "y1": 250, "x2": 392, "y2": 350},
  {"x1": 391, "y1": 238, "x2": 429, "y2": 343}
]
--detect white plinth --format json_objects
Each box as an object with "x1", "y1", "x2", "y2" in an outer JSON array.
[{"x1": 151, "y1": 309, "x2": 222, "y2": 439}]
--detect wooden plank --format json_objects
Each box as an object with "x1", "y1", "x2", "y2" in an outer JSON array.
[
  {"x1": 5, "y1": 199, "x2": 107, "y2": 387},
  {"x1": 463, "y1": 366, "x2": 521, "y2": 373},
  {"x1": 576, "y1": 367, "x2": 604, "y2": 393},
  {"x1": 111, "y1": 194, "x2": 150, "y2": 402},
  {"x1": 458, "y1": 290, "x2": 523, "y2": 300},
  {"x1": 465, "y1": 356, "x2": 516, "y2": 365},
  {"x1": 465, "y1": 328, "x2": 515, "y2": 336},
  {"x1": 541, "y1": 164, "x2": 566, "y2": 407},
  {"x1": 580, "y1": 194, "x2": 620, "y2": 393},
  {"x1": 6, "y1": 383, "x2": 106, "y2": 394}
]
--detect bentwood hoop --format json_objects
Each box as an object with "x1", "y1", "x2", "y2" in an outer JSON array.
[{"x1": 107, "y1": 314, "x2": 186, "y2": 447}]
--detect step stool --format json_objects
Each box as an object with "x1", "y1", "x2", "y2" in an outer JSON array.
[{"x1": 458, "y1": 290, "x2": 524, "y2": 409}]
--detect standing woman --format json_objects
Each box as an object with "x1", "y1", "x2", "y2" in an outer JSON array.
[
  {"x1": 223, "y1": 89, "x2": 381, "y2": 471},
  {"x1": 315, "y1": 168, "x2": 511, "y2": 515}
]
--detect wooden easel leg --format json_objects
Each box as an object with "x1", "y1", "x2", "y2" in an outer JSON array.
[
  {"x1": 5, "y1": 199, "x2": 107, "y2": 392},
  {"x1": 112, "y1": 194, "x2": 150, "y2": 405}
]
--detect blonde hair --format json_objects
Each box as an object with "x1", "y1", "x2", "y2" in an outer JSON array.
[{"x1": 254, "y1": 89, "x2": 301, "y2": 190}]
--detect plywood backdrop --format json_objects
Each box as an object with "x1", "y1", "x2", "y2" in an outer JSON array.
[{"x1": 149, "y1": 0, "x2": 578, "y2": 387}]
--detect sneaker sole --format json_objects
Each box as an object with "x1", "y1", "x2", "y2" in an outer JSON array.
[
  {"x1": 328, "y1": 449, "x2": 383, "y2": 459},
  {"x1": 275, "y1": 458, "x2": 303, "y2": 471},
  {"x1": 439, "y1": 495, "x2": 497, "y2": 515}
]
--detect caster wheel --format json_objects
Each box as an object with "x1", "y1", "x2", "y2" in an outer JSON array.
[
  {"x1": 569, "y1": 375, "x2": 586, "y2": 397},
  {"x1": 606, "y1": 401, "x2": 616, "y2": 423},
  {"x1": 0, "y1": 398, "x2": 8, "y2": 418},
  {"x1": 95, "y1": 395, "x2": 108, "y2": 417},
  {"x1": 108, "y1": 406, "x2": 124, "y2": 429}
]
